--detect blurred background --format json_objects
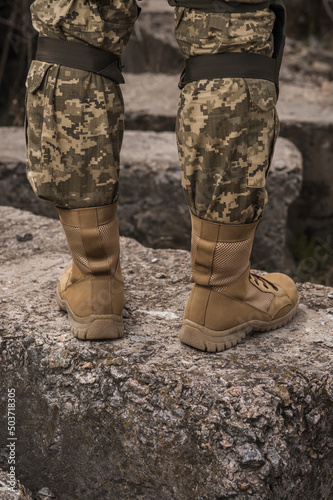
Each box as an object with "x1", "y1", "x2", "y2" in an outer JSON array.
[{"x1": 0, "y1": 0, "x2": 333, "y2": 285}]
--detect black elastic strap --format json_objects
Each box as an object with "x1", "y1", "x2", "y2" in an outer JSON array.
[
  {"x1": 178, "y1": 0, "x2": 286, "y2": 96},
  {"x1": 168, "y1": 0, "x2": 271, "y2": 13},
  {"x1": 35, "y1": 37, "x2": 125, "y2": 84},
  {"x1": 179, "y1": 52, "x2": 279, "y2": 90}
]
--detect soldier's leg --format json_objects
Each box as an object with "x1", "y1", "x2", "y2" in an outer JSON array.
[
  {"x1": 25, "y1": 0, "x2": 140, "y2": 340},
  {"x1": 174, "y1": 4, "x2": 299, "y2": 352}
]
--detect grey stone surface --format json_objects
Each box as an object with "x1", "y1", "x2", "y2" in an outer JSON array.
[
  {"x1": 0, "y1": 127, "x2": 58, "y2": 220},
  {"x1": 277, "y1": 82, "x2": 333, "y2": 242},
  {"x1": 0, "y1": 206, "x2": 333, "y2": 499},
  {"x1": 124, "y1": 73, "x2": 178, "y2": 131},
  {"x1": 119, "y1": 131, "x2": 190, "y2": 251},
  {"x1": 123, "y1": 73, "x2": 333, "y2": 127},
  {"x1": 279, "y1": 119, "x2": 333, "y2": 242},
  {"x1": 0, "y1": 128, "x2": 303, "y2": 271},
  {"x1": 123, "y1": 76, "x2": 333, "y2": 129},
  {"x1": 0, "y1": 469, "x2": 33, "y2": 500},
  {"x1": 122, "y1": 0, "x2": 183, "y2": 75},
  {"x1": 253, "y1": 138, "x2": 303, "y2": 271}
]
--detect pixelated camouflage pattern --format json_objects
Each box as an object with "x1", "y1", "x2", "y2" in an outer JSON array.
[
  {"x1": 26, "y1": 0, "x2": 278, "y2": 219},
  {"x1": 175, "y1": 6, "x2": 279, "y2": 223},
  {"x1": 174, "y1": 7, "x2": 275, "y2": 58},
  {"x1": 26, "y1": 62, "x2": 124, "y2": 208},
  {"x1": 30, "y1": 0, "x2": 140, "y2": 55},
  {"x1": 26, "y1": 0, "x2": 140, "y2": 208}
]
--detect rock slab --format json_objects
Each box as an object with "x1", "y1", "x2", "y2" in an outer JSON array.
[
  {"x1": 122, "y1": 0, "x2": 183, "y2": 75},
  {"x1": 0, "y1": 469, "x2": 33, "y2": 500},
  {"x1": 1, "y1": 207, "x2": 333, "y2": 500}
]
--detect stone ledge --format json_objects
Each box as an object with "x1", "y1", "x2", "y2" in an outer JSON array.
[
  {"x1": 0, "y1": 469, "x2": 33, "y2": 500},
  {"x1": 122, "y1": 0, "x2": 181, "y2": 75},
  {"x1": 0, "y1": 207, "x2": 333, "y2": 499}
]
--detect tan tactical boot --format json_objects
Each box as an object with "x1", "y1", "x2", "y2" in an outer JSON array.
[
  {"x1": 179, "y1": 214, "x2": 299, "y2": 352},
  {"x1": 56, "y1": 203, "x2": 124, "y2": 340}
]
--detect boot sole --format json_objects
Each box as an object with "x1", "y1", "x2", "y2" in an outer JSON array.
[
  {"x1": 56, "y1": 289, "x2": 124, "y2": 340},
  {"x1": 179, "y1": 300, "x2": 299, "y2": 353}
]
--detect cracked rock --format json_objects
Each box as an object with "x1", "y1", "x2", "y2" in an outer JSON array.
[{"x1": 0, "y1": 206, "x2": 333, "y2": 500}]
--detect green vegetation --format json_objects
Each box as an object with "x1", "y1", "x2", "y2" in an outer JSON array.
[{"x1": 292, "y1": 232, "x2": 333, "y2": 286}]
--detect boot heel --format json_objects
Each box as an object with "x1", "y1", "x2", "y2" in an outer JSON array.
[
  {"x1": 180, "y1": 320, "x2": 248, "y2": 353},
  {"x1": 67, "y1": 309, "x2": 124, "y2": 340},
  {"x1": 56, "y1": 288, "x2": 67, "y2": 312}
]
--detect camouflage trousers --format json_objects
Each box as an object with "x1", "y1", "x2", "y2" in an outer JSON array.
[
  {"x1": 26, "y1": 0, "x2": 279, "y2": 224},
  {"x1": 26, "y1": 0, "x2": 138, "y2": 208},
  {"x1": 175, "y1": 7, "x2": 278, "y2": 223}
]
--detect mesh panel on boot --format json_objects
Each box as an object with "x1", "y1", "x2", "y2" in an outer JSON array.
[
  {"x1": 98, "y1": 218, "x2": 119, "y2": 271},
  {"x1": 209, "y1": 237, "x2": 253, "y2": 287},
  {"x1": 62, "y1": 225, "x2": 91, "y2": 277},
  {"x1": 245, "y1": 282, "x2": 274, "y2": 311},
  {"x1": 212, "y1": 284, "x2": 229, "y2": 294}
]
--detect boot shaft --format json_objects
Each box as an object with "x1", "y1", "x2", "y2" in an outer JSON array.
[
  {"x1": 191, "y1": 213, "x2": 259, "y2": 291},
  {"x1": 56, "y1": 203, "x2": 124, "y2": 335},
  {"x1": 57, "y1": 204, "x2": 121, "y2": 279},
  {"x1": 182, "y1": 214, "x2": 298, "y2": 352}
]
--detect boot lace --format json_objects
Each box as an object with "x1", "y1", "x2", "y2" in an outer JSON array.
[{"x1": 250, "y1": 273, "x2": 279, "y2": 292}]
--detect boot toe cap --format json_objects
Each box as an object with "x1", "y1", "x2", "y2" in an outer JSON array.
[{"x1": 265, "y1": 272, "x2": 299, "y2": 306}]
